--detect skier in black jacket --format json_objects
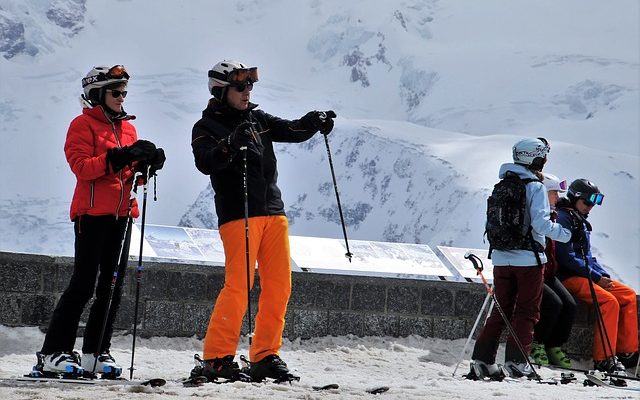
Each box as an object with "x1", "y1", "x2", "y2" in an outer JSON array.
[{"x1": 190, "y1": 59, "x2": 336, "y2": 382}]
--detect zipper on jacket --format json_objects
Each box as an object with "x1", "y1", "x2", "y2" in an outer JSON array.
[
  {"x1": 90, "y1": 182, "x2": 95, "y2": 208},
  {"x1": 105, "y1": 110, "x2": 126, "y2": 217}
]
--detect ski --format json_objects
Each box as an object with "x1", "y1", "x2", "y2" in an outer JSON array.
[
  {"x1": 3, "y1": 376, "x2": 166, "y2": 387},
  {"x1": 182, "y1": 375, "x2": 208, "y2": 387},
  {"x1": 585, "y1": 372, "x2": 640, "y2": 392},
  {"x1": 312, "y1": 383, "x2": 339, "y2": 391},
  {"x1": 542, "y1": 364, "x2": 639, "y2": 382}
]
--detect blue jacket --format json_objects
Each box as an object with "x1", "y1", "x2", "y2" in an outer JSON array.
[
  {"x1": 555, "y1": 206, "x2": 609, "y2": 283},
  {"x1": 490, "y1": 163, "x2": 571, "y2": 267}
]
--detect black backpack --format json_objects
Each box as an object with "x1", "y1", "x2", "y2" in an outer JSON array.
[{"x1": 485, "y1": 171, "x2": 544, "y2": 261}]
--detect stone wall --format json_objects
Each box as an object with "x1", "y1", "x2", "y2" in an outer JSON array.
[{"x1": 2, "y1": 251, "x2": 637, "y2": 358}]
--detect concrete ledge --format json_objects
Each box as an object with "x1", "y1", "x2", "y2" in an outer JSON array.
[{"x1": 1, "y1": 251, "x2": 638, "y2": 359}]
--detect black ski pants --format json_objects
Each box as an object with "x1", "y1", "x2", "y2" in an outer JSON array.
[
  {"x1": 41, "y1": 215, "x2": 131, "y2": 355},
  {"x1": 533, "y1": 276, "x2": 577, "y2": 347}
]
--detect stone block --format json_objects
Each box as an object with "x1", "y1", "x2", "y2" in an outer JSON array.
[
  {"x1": 397, "y1": 316, "x2": 433, "y2": 338},
  {"x1": 0, "y1": 295, "x2": 21, "y2": 325},
  {"x1": 205, "y1": 274, "x2": 225, "y2": 299},
  {"x1": 363, "y1": 314, "x2": 398, "y2": 336},
  {"x1": 0, "y1": 264, "x2": 41, "y2": 293},
  {"x1": 20, "y1": 295, "x2": 57, "y2": 325},
  {"x1": 351, "y1": 283, "x2": 386, "y2": 312},
  {"x1": 454, "y1": 290, "x2": 487, "y2": 318},
  {"x1": 421, "y1": 286, "x2": 454, "y2": 316},
  {"x1": 289, "y1": 279, "x2": 317, "y2": 308},
  {"x1": 315, "y1": 280, "x2": 351, "y2": 310},
  {"x1": 182, "y1": 303, "x2": 213, "y2": 335},
  {"x1": 143, "y1": 301, "x2": 184, "y2": 336},
  {"x1": 291, "y1": 309, "x2": 328, "y2": 339},
  {"x1": 387, "y1": 285, "x2": 419, "y2": 315},
  {"x1": 432, "y1": 318, "x2": 466, "y2": 339},
  {"x1": 564, "y1": 326, "x2": 593, "y2": 357},
  {"x1": 328, "y1": 311, "x2": 363, "y2": 336}
]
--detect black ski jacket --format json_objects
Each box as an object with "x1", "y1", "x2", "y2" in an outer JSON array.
[{"x1": 191, "y1": 99, "x2": 317, "y2": 226}]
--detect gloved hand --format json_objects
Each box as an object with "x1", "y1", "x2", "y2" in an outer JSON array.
[
  {"x1": 569, "y1": 217, "x2": 584, "y2": 243},
  {"x1": 227, "y1": 121, "x2": 256, "y2": 151},
  {"x1": 570, "y1": 229, "x2": 583, "y2": 243},
  {"x1": 148, "y1": 148, "x2": 166, "y2": 176},
  {"x1": 107, "y1": 140, "x2": 157, "y2": 172},
  {"x1": 300, "y1": 110, "x2": 337, "y2": 135}
]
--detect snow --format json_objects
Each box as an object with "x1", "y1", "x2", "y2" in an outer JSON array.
[{"x1": 0, "y1": 325, "x2": 634, "y2": 399}]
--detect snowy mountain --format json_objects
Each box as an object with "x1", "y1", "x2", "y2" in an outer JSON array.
[{"x1": 0, "y1": 0, "x2": 638, "y2": 289}]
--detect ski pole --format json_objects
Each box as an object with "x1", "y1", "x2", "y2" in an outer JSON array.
[
  {"x1": 241, "y1": 146, "x2": 254, "y2": 345},
  {"x1": 580, "y1": 245, "x2": 615, "y2": 362},
  {"x1": 464, "y1": 252, "x2": 542, "y2": 381},
  {"x1": 452, "y1": 291, "x2": 494, "y2": 377},
  {"x1": 319, "y1": 112, "x2": 353, "y2": 262},
  {"x1": 91, "y1": 176, "x2": 138, "y2": 375},
  {"x1": 129, "y1": 165, "x2": 150, "y2": 379}
]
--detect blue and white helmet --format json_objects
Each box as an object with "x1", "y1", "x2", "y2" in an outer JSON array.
[{"x1": 512, "y1": 137, "x2": 550, "y2": 170}]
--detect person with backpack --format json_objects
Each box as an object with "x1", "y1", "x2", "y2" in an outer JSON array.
[
  {"x1": 530, "y1": 173, "x2": 576, "y2": 368},
  {"x1": 468, "y1": 138, "x2": 571, "y2": 380},
  {"x1": 555, "y1": 179, "x2": 638, "y2": 373},
  {"x1": 36, "y1": 65, "x2": 165, "y2": 378},
  {"x1": 190, "y1": 60, "x2": 336, "y2": 383}
]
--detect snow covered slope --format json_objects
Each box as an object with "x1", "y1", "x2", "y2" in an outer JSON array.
[{"x1": 0, "y1": 0, "x2": 637, "y2": 288}]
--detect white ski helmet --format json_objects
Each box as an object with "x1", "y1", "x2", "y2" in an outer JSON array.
[
  {"x1": 512, "y1": 137, "x2": 550, "y2": 170},
  {"x1": 82, "y1": 65, "x2": 129, "y2": 103},
  {"x1": 542, "y1": 173, "x2": 567, "y2": 193},
  {"x1": 207, "y1": 60, "x2": 258, "y2": 100}
]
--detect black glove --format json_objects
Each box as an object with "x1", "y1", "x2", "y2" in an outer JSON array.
[
  {"x1": 300, "y1": 110, "x2": 337, "y2": 135},
  {"x1": 570, "y1": 218, "x2": 584, "y2": 243},
  {"x1": 107, "y1": 140, "x2": 157, "y2": 172},
  {"x1": 148, "y1": 148, "x2": 166, "y2": 176},
  {"x1": 227, "y1": 121, "x2": 256, "y2": 152}
]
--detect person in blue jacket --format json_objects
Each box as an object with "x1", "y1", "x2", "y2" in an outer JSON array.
[
  {"x1": 555, "y1": 179, "x2": 638, "y2": 373},
  {"x1": 469, "y1": 138, "x2": 571, "y2": 380}
]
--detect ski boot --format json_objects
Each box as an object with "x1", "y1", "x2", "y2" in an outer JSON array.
[
  {"x1": 192, "y1": 354, "x2": 250, "y2": 383},
  {"x1": 465, "y1": 360, "x2": 507, "y2": 381},
  {"x1": 546, "y1": 347, "x2": 571, "y2": 368},
  {"x1": 504, "y1": 361, "x2": 537, "y2": 379},
  {"x1": 81, "y1": 352, "x2": 122, "y2": 379},
  {"x1": 594, "y1": 356, "x2": 626, "y2": 375},
  {"x1": 616, "y1": 352, "x2": 638, "y2": 369},
  {"x1": 530, "y1": 342, "x2": 548, "y2": 366},
  {"x1": 38, "y1": 351, "x2": 84, "y2": 378},
  {"x1": 249, "y1": 354, "x2": 300, "y2": 383}
]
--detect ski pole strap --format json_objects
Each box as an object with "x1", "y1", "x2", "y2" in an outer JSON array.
[{"x1": 527, "y1": 227, "x2": 543, "y2": 267}]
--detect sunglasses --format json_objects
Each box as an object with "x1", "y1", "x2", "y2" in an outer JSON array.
[
  {"x1": 583, "y1": 193, "x2": 604, "y2": 206},
  {"x1": 106, "y1": 89, "x2": 127, "y2": 98},
  {"x1": 230, "y1": 81, "x2": 254, "y2": 92}
]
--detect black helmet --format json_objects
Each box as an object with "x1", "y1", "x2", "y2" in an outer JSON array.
[{"x1": 567, "y1": 178, "x2": 604, "y2": 206}]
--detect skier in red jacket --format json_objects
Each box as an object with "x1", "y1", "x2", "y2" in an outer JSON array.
[{"x1": 35, "y1": 65, "x2": 165, "y2": 378}]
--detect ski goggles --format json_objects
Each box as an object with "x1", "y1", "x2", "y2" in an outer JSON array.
[
  {"x1": 583, "y1": 192, "x2": 604, "y2": 206},
  {"x1": 208, "y1": 67, "x2": 259, "y2": 85},
  {"x1": 558, "y1": 179, "x2": 568, "y2": 191},
  {"x1": 82, "y1": 65, "x2": 130, "y2": 87}
]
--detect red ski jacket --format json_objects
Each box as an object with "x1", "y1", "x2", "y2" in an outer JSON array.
[{"x1": 64, "y1": 105, "x2": 140, "y2": 220}]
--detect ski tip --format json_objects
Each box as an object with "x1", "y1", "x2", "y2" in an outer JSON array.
[
  {"x1": 142, "y1": 378, "x2": 166, "y2": 387},
  {"x1": 312, "y1": 383, "x2": 339, "y2": 391},
  {"x1": 366, "y1": 386, "x2": 390, "y2": 394}
]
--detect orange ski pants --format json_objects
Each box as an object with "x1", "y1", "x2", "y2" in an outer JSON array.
[
  {"x1": 203, "y1": 215, "x2": 292, "y2": 362},
  {"x1": 562, "y1": 276, "x2": 638, "y2": 361}
]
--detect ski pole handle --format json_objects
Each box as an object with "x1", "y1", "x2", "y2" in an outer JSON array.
[{"x1": 464, "y1": 251, "x2": 483, "y2": 273}]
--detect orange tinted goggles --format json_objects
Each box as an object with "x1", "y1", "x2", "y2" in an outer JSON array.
[
  {"x1": 107, "y1": 65, "x2": 129, "y2": 80},
  {"x1": 209, "y1": 67, "x2": 259, "y2": 84}
]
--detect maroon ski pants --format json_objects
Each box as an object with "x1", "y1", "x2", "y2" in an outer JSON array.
[{"x1": 472, "y1": 265, "x2": 544, "y2": 363}]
